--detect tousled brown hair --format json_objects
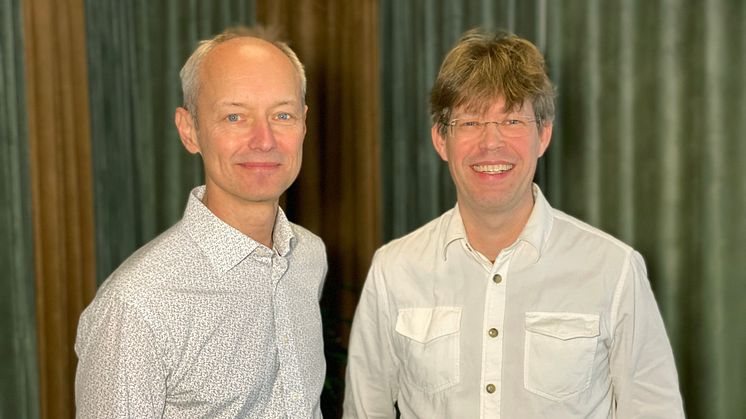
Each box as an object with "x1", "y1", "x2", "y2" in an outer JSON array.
[{"x1": 430, "y1": 28, "x2": 555, "y2": 135}]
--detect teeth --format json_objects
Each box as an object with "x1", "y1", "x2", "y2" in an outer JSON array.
[{"x1": 473, "y1": 164, "x2": 512, "y2": 173}]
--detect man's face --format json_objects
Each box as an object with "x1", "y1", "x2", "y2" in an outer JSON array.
[
  {"x1": 431, "y1": 97, "x2": 552, "y2": 220},
  {"x1": 176, "y1": 38, "x2": 307, "y2": 209}
]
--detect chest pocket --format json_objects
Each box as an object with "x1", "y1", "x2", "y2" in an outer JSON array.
[
  {"x1": 524, "y1": 312, "x2": 600, "y2": 401},
  {"x1": 395, "y1": 307, "x2": 461, "y2": 393}
]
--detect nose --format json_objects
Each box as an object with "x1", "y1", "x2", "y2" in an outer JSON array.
[
  {"x1": 479, "y1": 122, "x2": 505, "y2": 150},
  {"x1": 248, "y1": 118, "x2": 277, "y2": 151}
]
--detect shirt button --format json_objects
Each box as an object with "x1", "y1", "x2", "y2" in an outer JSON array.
[
  {"x1": 488, "y1": 328, "x2": 499, "y2": 338},
  {"x1": 486, "y1": 383, "x2": 496, "y2": 394},
  {"x1": 492, "y1": 274, "x2": 502, "y2": 284}
]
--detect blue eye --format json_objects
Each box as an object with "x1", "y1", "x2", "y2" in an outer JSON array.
[
  {"x1": 273, "y1": 112, "x2": 297, "y2": 125},
  {"x1": 227, "y1": 114, "x2": 240, "y2": 122}
]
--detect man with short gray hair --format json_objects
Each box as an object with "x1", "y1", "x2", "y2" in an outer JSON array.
[{"x1": 75, "y1": 26, "x2": 326, "y2": 418}]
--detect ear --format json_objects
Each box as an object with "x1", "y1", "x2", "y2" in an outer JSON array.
[
  {"x1": 302, "y1": 104, "x2": 309, "y2": 136},
  {"x1": 431, "y1": 124, "x2": 449, "y2": 162},
  {"x1": 175, "y1": 107, "x2": 200, "y2": 154},
  {"x1": 537, "y1": 121, "x2": 553, "y2": 158}
]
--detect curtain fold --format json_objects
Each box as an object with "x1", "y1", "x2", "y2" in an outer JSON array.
[
  {"x1": 380, "y1": 1, "x2": 746, "y2": 418},
  {"x1": 0, "y1": 1, "x2": 39, "y2": 418}
]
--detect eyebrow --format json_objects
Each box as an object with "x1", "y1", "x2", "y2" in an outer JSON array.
[
  {"x1": 215, "y1": 99, "x2": 300, "y2": 109},
  {"x1": 453, "y1": 108, "x2": 530, "y2": 118},
  {"x1": 271, "y1": 99, "x2": 301, "y2": 108}
]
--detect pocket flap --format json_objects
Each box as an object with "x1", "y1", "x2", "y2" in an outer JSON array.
[
  {"x1": 525, "y1": 312, "x2": 600, "y2": 340},
  {"x1": 395, "y1": 307, "x2": 462, "y2": 343}
]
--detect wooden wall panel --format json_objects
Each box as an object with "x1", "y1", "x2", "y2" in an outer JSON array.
[
  {"x1": 257, "y1": 1, "x2": 380, "y2": 416},
  {"x1": 23, "y1": 0, "x2": 96, "y2": 417}
]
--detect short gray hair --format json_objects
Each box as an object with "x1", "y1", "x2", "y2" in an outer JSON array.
[{"x1": 179, "y1": 26, "x2": 307, "y2": 121}]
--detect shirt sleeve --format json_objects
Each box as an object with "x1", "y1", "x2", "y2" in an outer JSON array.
[
  {"x1": 74, "y1": 290, "x2": 167, "y2": 419},
  {"x1": 609, "y1": 251, "x2": 686, "y2": 418},
  {"x1": 343, "y1": 251, "x2": 399, "y2": 418},
  {"x1": 318, "y1": 241, "x2": 329, "y2": 301}
]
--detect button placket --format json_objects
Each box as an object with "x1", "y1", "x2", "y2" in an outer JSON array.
[
  {"x1": 271, "y1": 256, "x2": 310, "y2": 418},
  {"x1": 480, "y1": 250, "x2": 513, "y2": 414}
]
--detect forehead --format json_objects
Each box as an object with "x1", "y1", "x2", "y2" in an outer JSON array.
[
  {"x1": 199, "y1": 38, "x2": 302, "y2": 103},
  {"x1": 454, "y1": 96, "x2": 533, "y2": 117}
]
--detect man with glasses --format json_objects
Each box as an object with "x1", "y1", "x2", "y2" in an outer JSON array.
[{"x1": 343, "y1": 29, "x2": 684, "y2": 418}]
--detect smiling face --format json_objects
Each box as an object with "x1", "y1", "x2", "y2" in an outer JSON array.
[
  {"x1": 175, "y1": 37, "x2": 307, "y2": 213},
  {"x1": 432, "y1": 97, "x2": 552, "y2": 222}
]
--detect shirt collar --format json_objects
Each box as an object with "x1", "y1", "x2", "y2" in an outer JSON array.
[
  {"x1": 442, "y1": 206, "x2": 467, "y2": 260},
  {"x1": 519, "y1": 184, "x2": 554, "y2": 264},
  {"x1": 441, "y1": 184, "x2": 554, "y2": 264},
  {"x1": 272, "y1": 207, "x2": 295, "y2": 257},
  {"x1": 183, "y1": 186, "x2": 296, "y2": 275}
]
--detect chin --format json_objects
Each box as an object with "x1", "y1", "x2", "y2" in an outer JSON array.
[{"x1": 240, "y1": 192, "x2": 283, "y2": 204}]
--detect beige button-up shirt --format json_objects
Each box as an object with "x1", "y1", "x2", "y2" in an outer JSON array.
[
  {"x1": 344, "y1": 185, "x2": 684, "y2": 418},
  {"x1": 75, "y1": 186, "x2": 327, "y2": 418}
]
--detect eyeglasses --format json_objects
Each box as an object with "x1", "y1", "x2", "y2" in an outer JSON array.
[{"x1": 447, "y1": 117, "x2": 540, "y2": 141}]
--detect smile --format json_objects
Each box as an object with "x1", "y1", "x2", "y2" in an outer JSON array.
[
  {"x1": 472, "y1": 163, "x2": 513, "y2": 174},
  {"x1": 238, "y1": 162, "x2": 280, "y2": 168}
]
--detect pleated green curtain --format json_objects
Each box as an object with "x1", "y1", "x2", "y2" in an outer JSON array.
[
  {"x1": 380, "y1": 1, "x2": 745, "y2": 418},
  {"x1": 0, "y1": 1, "x2": 40, "y2": 418},
  {"x1": 545, "y1": 2, "x2": 746, "y2": 418},
  {"x1": 85, "y1": 0, "x2": 256, "y2": 283}
]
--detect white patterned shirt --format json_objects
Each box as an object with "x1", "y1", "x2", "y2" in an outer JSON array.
[
  {"x1": 75, "y1": 186, "x2": 327, "y2": 418},
  {"x1": 344, "y1": 185, "x2": 684, "y2": 419}
]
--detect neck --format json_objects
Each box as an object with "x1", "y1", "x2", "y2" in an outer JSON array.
[
  {"x1": 202, "y1": 188, "x2": 278, "y2": 248},
  {"x1": 459, "y1": 199, "x2": 534, "y2": 263}
]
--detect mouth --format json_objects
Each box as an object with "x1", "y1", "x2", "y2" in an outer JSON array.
[
  {"x1": 471, "y1": 163, "x2": 513, "y2": 174},
  {"x1": 238, "y1": 162, "x2": 280, "y2": 169}
]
